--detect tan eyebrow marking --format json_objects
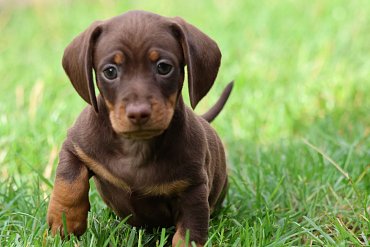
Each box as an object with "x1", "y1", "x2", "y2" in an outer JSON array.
[
  {"x1": 73, "y1": 144, "x2": 131, "y2": 193},
  {"x1": 113, "y1": 53, "x2": 124, "y2": 64},
  {"x1": 148, "y1": 50, "x2": 159, "y2": 62}
]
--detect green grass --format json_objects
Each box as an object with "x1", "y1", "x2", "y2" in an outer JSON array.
[{"x1": 0, "y1": 0, "x2": 369, "y2": 246}]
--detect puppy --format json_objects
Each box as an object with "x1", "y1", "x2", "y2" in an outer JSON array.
[{"x1": 47, "y1": 10, "x2": 233, "y2": 246}]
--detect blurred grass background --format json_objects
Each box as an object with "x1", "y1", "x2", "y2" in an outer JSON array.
[{"x1": 0, "y1": 0, "x2": 369, "y2": 246}]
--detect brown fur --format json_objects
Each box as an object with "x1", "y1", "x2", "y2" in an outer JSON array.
[
  {"x1": 74, "y1": 144, "x2": 131, "y2": 193},
  {"x1": 47, "y1": 158, "x2": 90, "y2": 237},
  {"x1": 47, "y1": 10, "x2": 233, "y2": 246}
]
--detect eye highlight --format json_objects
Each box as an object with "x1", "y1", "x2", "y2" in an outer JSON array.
[
  {"x1": 157, "y1": 62, "x2": 173, "y2": 75},
  {"x1": 103, "y1": 66, "x2": 118, "y2": 80}
]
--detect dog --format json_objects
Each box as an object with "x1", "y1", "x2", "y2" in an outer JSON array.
[{"x1": 47, "y1": 10, "x2": 233, "y2": 246}]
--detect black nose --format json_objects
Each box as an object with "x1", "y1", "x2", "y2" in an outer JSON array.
[{"x1": 126, "y1": 103, "x2": 151, "y2": 125}]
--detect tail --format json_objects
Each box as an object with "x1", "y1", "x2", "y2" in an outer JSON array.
[{"x1": 201, "y1": 81, "x2": 234, "y2": 122}]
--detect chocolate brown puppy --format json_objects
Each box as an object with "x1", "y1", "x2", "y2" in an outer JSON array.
[{"x1": 47, "y1": 10, "x2": 233, "y2": 246}]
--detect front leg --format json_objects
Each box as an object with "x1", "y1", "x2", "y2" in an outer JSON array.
[
  {"x1": 172, "y1": 184, "x2": 209, "y2": 247},
  {"x1": 47, "y1": 144, "x2": 90, "y2": 237}
]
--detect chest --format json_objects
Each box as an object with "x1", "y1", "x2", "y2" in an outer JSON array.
[{"x1": 75, "y1": 142, "x2": 190, "y2": 197}]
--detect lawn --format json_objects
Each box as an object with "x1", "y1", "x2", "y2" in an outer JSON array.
[{"x1": 0, "y1": 0, "x2": 369, "y2": 246}]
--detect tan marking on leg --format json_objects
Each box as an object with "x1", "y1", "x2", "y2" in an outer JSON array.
[
  {"x1": 140, "y1": 180, "x2": 190, "y2": 197},
  {"x1": 73, "y1": 144, "x2": 131, "y2": 193},
  {"x1": 113, "y1": 52, "x2": 124, "y2": 65},
  {"x1": 148, "y1": 50, "x2": 159, "y2": 62},
  {"x1": 47, "y1": 167, "x2": 90, "y2": 237},
  {"x1": 172, "y1": 228, "x2": 203, "y2": 247},
  {"x1": 172, "y1": 229, "x2": 184, "y2": 247}
]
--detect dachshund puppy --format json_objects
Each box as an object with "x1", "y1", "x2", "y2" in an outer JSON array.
[{"x1": 47, "y1": 10, "x2": 233, "y2": 246}]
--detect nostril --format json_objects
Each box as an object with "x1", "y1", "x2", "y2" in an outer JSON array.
[
  {"x1": 139, "y1": 111, "x2": 150, "y2": 121},
  {"x1": 126, "y1": 104, "x2": 151, "y2": 125}
]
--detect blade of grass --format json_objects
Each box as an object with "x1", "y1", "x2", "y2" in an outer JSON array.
[
  {"x1": 127, "y1": 227, "x2": 136, "y2": 247},
  {"x1": 61, "y1": 212, "x2": 68, "y2": 238},
  {"x1": 157, "y1": 228, "x2": 168, "y2": 247},
  {"x1": 303, "y1": 139, "x2": 350, "y2": 180},
  {"x1": 102, "y1": 216, "x2": 130, "y2": 247},
  {"x1": 303, "y1": 216, "x2": 335, "y2": 245}
]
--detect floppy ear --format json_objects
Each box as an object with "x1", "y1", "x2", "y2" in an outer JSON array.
[
  {"x1": 62, "y1": 21, "x2": 103, "y2": 113},
  {"x1": 171, "y1": 17, "x2": 221, "y2": 109}
]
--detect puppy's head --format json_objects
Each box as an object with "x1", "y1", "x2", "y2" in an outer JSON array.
[{"x1": 62, "y1": 11, "x2": 221, "y2": 139}]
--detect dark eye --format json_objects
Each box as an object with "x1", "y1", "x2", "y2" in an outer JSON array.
[
  {"x1": 157, "y1": 62, "x2": 173, "y2": 75},
  {"x1": 103, "y1": 66, "x2": 118, "y2": 80}
]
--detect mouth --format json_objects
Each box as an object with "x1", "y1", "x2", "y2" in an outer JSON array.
[{"x1": 120, "y1": 129, "x2": 164, "y2": 140}]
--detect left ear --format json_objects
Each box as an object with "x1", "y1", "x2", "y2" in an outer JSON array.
[
  {"x1": 170, "y1": 17, "x2": 221, "y2": 109},
  {"x1": 62, "y1": 21, "x2": 104, "y2": 113}
]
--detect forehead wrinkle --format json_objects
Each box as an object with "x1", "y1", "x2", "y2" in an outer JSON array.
[
  {"x1": 97, "y1": 14, "x2": 182, "y2": 64},
  {"x1": 115, "y1": 12, "x2": 164, "y2": 45}
]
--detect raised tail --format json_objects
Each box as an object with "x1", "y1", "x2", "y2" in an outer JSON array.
[{"x1": 201, "y1": 81, "x2": 234, "y2": 122}]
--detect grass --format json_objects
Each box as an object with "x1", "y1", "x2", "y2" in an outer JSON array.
[{"x1": 0, "y1": 0, "x2": 369, "y2": 246}]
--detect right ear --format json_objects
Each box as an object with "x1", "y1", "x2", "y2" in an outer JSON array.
[
  {"x1": 169, "y1": 17, "x2": 221, "y2": 109},
  {"x1": 62, "y1": 21, "x2": 103, "y2": 113}
]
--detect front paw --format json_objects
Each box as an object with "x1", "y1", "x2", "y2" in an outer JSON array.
[
  {"x1": 47, "y1": 197, "x2": 89, "y2": 238},
  {"x1": 172, "y1": 229, "x2": 204, "y2": 247}
]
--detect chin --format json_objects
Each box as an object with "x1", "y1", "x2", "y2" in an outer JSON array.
[{"x1": 117, "y1": 129, "x2": 165, "y2": 140}]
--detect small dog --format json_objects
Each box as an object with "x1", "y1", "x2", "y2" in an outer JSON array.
[{"x1": 47, "y1": 10, "x2": 233, "y2": 246}]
